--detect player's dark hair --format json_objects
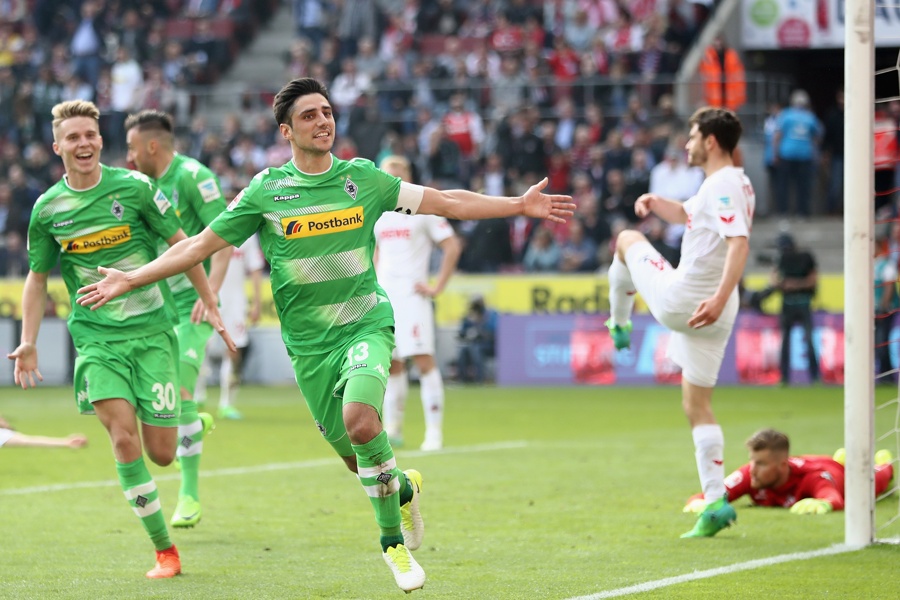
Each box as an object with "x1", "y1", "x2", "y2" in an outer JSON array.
[
  {"x1": 688, "y1": 107, "x2": 742, "y2": 154},
  {"x1": 273, "y1": 77, "x2": 331, "y2": 126},
  {"x1": 746, "y1": 429, "x2": 790, "y2": 454},
  {"x1": 123, "y1": 110, "x2": 174, "y2": 136}
]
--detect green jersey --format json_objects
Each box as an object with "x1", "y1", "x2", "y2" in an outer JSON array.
[
  {"x1": 154, "y1": 153, "x2": 226, "y2": 316},
  {"x1": 209, "y1": 155, "x2": 402, "y2": 355},
  {"x1": 28, "y1": 164, "x2": 182, "y2": 342}
]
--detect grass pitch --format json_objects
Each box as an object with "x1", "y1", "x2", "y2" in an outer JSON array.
[{"x1": 0, "y1": 384, "x2": 898, "y2": 599}]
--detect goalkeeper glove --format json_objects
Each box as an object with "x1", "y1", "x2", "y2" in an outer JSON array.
[
  {"x1": 790, "y1": 498, "x2": 833, "y2": 515},
  {"x1": 683, "y1": 498, "x2": 707, "y2": 514}
]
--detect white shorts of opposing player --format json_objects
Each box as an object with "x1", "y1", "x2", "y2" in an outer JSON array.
[{"x1": 625, "y1": 241, "x2": 739, "y2": 388}]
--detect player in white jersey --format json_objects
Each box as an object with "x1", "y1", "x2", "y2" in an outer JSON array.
[
  {"x1": 374, "y1": 156, "x2": 462, "y2": 451},
  {"x1": 605, "y1": 107, "x2": 754, "y2": 539},
  {"x1": 197, "y1": 234, "x2": 266, "y2": 419}
]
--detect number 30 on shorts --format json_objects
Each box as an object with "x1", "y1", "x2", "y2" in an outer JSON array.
[{"x1": 151, "y1": 382, "x2": 177, "y2": 411}]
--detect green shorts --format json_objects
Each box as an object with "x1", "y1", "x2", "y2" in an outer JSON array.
[
  {"x1": 174, "y1": 319, "x2": 214, "y2": 395},
  {"x1": 290, "y1": 327, "x2": 394, "y2": 456},
  {"x1": 74, "y1": 329, "x2": 181, "y2": 427}
]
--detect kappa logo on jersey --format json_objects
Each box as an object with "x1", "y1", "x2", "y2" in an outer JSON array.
[
  {"x1": 344, "y1": 177, "x2": 358, "y2": 200},
  {"x1": 281, "y1": 207, "x2": 364, "y2": 239},
  {"x1": 53, "y1": 219, "x2": 74, "y2": 228},
  {"x1": 111, "y1": 200, "x2": 124, "y2": 220},
  {"x1": 273, "y1": 193, "x2": 301, "y2": 202},
  {"x1": 62, "y1": 225, "x2": 131, "y2": 253},
  {"x1": 197, "y1": 177, "x2": 221, "y2": 203},
  {"x1": 154, "y1": 189, "x2": 172, "y2": 215}
]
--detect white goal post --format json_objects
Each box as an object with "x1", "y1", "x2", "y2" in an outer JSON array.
[{"x1": 844, "y1": 0, "x2": 876, "y2": 547}]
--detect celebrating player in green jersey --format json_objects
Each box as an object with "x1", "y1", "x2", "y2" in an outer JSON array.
[
  {"x1": 8, "y1": 100, "x2": 234, "y2": 580},
  {"x1": 77, "y1": 78, "x2": 574, "y2": 593},
  {"x1": 125, "y1": 110, "x2": 233, "y2": 529}
]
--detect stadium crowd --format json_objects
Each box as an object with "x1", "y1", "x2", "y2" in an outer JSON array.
[{"x1": 0, "y1": 0, "x2": 724, "y2": 276}]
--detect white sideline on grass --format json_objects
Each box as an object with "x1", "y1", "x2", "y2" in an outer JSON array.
[
  {"x1": 0, "y1": 440, "x2": 529, "y2": 496},
  {"x1": 564, "y1": 544, "x2": 863, "y2": 600}
]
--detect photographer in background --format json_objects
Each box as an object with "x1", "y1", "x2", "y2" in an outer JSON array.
[
  {"x1": 456, "y1": 296, "x2": 497, "y2": 383},
  {"x1": 772, "y1": 233, "x2": 819, "y2": 386}
]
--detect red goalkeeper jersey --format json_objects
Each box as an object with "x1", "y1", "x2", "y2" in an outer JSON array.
[{"x1": 725, "y1": 456, "x2": 846, "y2": 510}]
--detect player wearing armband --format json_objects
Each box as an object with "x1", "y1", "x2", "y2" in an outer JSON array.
[
  {"x1": 683, "y1": 429, "x2": 895, "y2": 515},
  {"x1": 8, "y1": 100, "x2": 232, "y2": 579},
  {"x1": 605, "y1": 107, "x2": 754, "y2": 538},
  {"x1": 75, "y1": 78, "x2": 575, "y2": 592}
]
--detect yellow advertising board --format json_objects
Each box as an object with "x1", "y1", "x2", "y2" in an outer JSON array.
[{"x1": 0, "y1": 273, "x2": 845, "y2": 326}]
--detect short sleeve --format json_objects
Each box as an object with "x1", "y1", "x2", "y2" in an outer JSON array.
[
  {"x1": 0, "y1": 427, "x2": 13, "y2": 447},
  {"x1": 426, "y1": 216, "x2": 454, "y2": 244},
  {"x1": 187, "y1": 172, "x2": 227, "y2": 227},
  {"x1": 26, "y1": 203, "x2": 60, "y2": 273},
  {"x1": 209, "y1": 184, "x2": 264, "y2": 248},
  {"x1": 143, "y1": 185, "x2": 182, "y2": 241},
  {"x1": 712, "y1": 180, "x2": 751, "y2": 239}
]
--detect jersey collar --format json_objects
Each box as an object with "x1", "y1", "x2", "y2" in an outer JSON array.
[{"x1": 289, "y1": 153, "x2": 334, "y2": 177}]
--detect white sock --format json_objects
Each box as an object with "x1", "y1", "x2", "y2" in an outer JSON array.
[
  {"x1": 419, "y1": 368, "x2": 444, "y2": 439},
  {"x1": 608, "y1": 255, "x2": 636, "y2": 326},
  {"x1": 219, "y1": 355, "x2": 233, "y2": 409},
  {"x1": 383, "y1": 373, "x2": 408, "y2": 438},
  {"x1": 692, "y1": 424, "x2": 726, "y2": 501}
]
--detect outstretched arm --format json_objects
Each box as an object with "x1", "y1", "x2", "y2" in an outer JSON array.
[
  {"x1": 4, "y1": 431, "x2": 88, "y2": 449},
  {"x1": 166, "y1": 229, "x2": 223, "y2": 313},
  {"x1": 78, "y1": 227, "x2": 230, "y2": 308},
  {"x1": 76, "y1": 227, "x2": 237, "y2": 351},
  {"x1": 8, "y1": 270, "x2": 49, "y2": 389},
  {"x1": 418, "y1": 177, "x2": 575, "y2": 223}
]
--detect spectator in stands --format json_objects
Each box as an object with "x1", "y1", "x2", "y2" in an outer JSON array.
[
  {"x1": 69, "y1": 0, "x2": 106, "y2": 87},
  {"x1": 649, "y1": 142, "x2": 703, "y2": 247},
  {"x1": 498, "y1": 107, "x2": 545, "y2": 181},
  {"x1": 348, "y1": 93, "x2": 390, "y2": 161},
  {"x1": 559, "y1": 219, "x2": 599, "y2": 273},
  {"x1": 442, "y1": 91, "x2": 485, "y2": 164},
  {"x1": 293, "y1": 0, "x2": 330, "y2": 55},
  {"x1": 774, "y1": 89, "x2": 822, "y2": 217},
  {"x1": 336, "y1": 0, "x2": 379, "y2": 59},
  {"x1": 426, "y1": 123, "x2": 464, "y2": 188},
  {"x1": 524, "y1": 225, "x2": 562, "y2": 272},
  {"x1": 491, "y1": 55, "x2": 528, "y2": 119},
  {"x1": 822, "y1": 88, "x2": 844, "y2": 215},
  {"x1": 761, "y1": 101, "x2": 782, "y2": 217},
  {"x1": 565, "y1": 8, "x2": 594, "y2": 52},
  {"x1": 418, "y1": 0, "x2": 466, "y2": 35},
  {"x1": 109, "y1": 46, "x2": 144, "y2": 152},
  {"x1": 698, "y1": 35, "x2": 746, "y2": 112}
]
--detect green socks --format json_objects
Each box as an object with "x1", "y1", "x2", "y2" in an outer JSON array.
[
  {"x1": 116, "y1": 457, "x2": 171, "y2": 551},
  {"x1": 353, "y1": 431, "x2": 405, "y2": 551},
  {"x1": 177, "y1": 398, "x2": 204, "y2": 501}
]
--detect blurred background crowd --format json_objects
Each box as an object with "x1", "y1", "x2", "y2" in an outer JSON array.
[{"x1": 0, "y1": 0, "x2": 853, "y2": 278}]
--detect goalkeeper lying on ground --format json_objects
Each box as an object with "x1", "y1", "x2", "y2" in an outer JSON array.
[{"x1": 684, "y1": 428, "x2": 894, "y2": 515}]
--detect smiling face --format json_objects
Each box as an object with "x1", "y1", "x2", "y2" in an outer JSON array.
[
  {"x1": 280, "y1": 93, "x2": 335, "y2": 157},
  {"x1": 53, "y1": 115, "x2": 102, "y2": 185}
]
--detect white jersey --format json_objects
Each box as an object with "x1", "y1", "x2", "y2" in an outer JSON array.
[
  {"x1": 219, "y1": 233, "x2": 266, "y2": 348},
  {"x1": 678, "y1": 166, "x2": 754, "y2": 290},
  {"x1": 373, "y1": 211, "x2": 455, "y2": 294},
  {"x1": 0, "y1": 427, "x2": 14, "y2": 448}
]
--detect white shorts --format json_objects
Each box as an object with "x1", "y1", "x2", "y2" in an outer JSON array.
[
  {"x1": 625, "y1": 241, "x2": 738, "y2": 387},
  {"x1": 386, "y1": 288, "x2": 436, "y2": 359}
]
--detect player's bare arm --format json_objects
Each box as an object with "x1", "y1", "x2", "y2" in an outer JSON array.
[
  {"x1": 415, "y1": 234, "x2": 462, "y2": 298},
  {"x1": 635, "y1": 193, "x2": 689, "y2": 223},
  {"x1": 76, "y1": 227, "x2": 237, "y2": 352},
  {"x1": 418, "y1": 177, "x2": 575, "y2": 223},
  {"x1": 189, "y1": 243, "x2": 235, "y2": 324},
  {"x1": 688, "y1": 235, "x2": 749, "y2": 328},
  {"x1": 7, "y1": 270, "x2": 49, "y2": 389}
]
